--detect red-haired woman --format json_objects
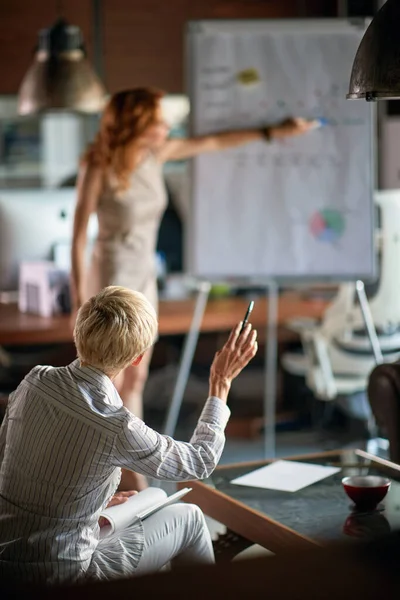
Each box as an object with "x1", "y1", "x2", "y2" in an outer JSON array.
[{"x1": 71, "y1": 87, "x2": 315, "y2": 489}]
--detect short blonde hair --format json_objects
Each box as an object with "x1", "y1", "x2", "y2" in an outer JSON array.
[{"x1": 74, "y1": 286, "x2": 158, "y2": 374}]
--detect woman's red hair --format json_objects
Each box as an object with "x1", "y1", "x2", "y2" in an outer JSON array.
[{"x1": 83, "y1": 87, "x2": 164, "y2": 190}]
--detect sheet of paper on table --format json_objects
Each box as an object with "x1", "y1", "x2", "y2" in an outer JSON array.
[{"x1": 231, "y1": 460, "x2": 341, "y2": 493}]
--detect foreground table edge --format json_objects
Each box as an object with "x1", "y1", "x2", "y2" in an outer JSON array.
[{"x1": 177, "y1": 479, "x2": 318, "y2": 553}]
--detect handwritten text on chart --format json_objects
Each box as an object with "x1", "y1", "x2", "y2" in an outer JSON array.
[{"x1": 225, "y1": 153, "x2": 344, "y2": 169}]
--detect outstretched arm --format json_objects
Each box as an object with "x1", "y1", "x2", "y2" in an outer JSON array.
[
  {"x1": 158, "y1": 118, "x2": 317, "y2": 162},
  {"x1": 113, "y1": 323, "x2": 258, "y2": 481}
]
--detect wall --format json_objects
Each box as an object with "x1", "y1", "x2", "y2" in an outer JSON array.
[
  {"x1": 0, "y1": 0, "x2": 337, "y2": 96},
  {"x1": 103, "y1": 0, "x2": 338, "y2": 93},
  {"x1": 0, "y1": 0, "x2": 93, "y2": 95}
]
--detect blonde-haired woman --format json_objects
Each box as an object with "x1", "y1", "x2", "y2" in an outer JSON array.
[{"x1": 71, "y1": 87, "x2": 315, "y2": 489}]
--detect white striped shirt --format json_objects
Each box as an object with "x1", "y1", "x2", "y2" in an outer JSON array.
[{"x1": 0, "y1": 360, "x2": 230, "y2": 584}]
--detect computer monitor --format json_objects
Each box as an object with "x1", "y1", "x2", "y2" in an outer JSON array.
[{"x1": 0, "y1": 189, "x2": 98, "y2": 291}]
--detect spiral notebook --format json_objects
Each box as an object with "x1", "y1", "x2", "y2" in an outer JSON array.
[{"x1": 99, "y1": 487, "x2": 192, "y2": 538}]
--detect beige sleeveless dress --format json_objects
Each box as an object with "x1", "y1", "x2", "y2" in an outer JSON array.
[{"x1": 86, "y1": 153, "x2": 167, "y2": 310}]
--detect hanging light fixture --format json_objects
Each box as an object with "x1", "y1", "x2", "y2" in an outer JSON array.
[
  {"x1": 348, "y1": 0, "x2": 400, "y2": 101},
  {"x1": 18, "y1": 18, "x2": 107, "y2": 115}
]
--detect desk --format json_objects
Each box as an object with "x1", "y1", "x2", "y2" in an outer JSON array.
[
  {"x1": 0, "y1": 293, "x2": 328, "y2": 346},
  {"x1": 0, "y1": 294, "x2": 329, "y2": 441},
  {"x1": 179, "y1": 449, "x2": 400, "y2": 553}
]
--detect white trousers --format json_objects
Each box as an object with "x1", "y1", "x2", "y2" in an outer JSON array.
[{"x1": 88, "y1": 503, "x2": 215, "y2": 579}]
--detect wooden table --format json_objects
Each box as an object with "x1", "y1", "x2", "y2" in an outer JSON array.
[
  {"x1": 0, "y1": 293, "x2": 329, "y2": 346},
  {"x1": 178, "y1": 449, "x2": 400, "y2": 554}
]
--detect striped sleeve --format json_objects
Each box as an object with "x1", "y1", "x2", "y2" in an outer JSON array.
[
  {"x1": 113, "y1": 397, "x2": 230, "y2": 481},
  {"x1": 0, "y1": 392, "x2": 13, "y2": 466},
  {"x1": 0, "y1": 409, "x2": 8, "y2": 466}
]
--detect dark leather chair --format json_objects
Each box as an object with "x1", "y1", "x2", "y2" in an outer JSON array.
[{"x1": 368, "y1": 363, "x2": 400, "y2": 464}]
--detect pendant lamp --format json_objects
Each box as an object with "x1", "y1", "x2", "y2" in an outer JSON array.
[
  {"x1": 348, "y1": 0, "x2": 400, "y2": 101},
  {"x1": 18, "y1": 18, "x2": 107, "y2": 115}
]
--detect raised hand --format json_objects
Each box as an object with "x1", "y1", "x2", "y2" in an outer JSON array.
[{"x1": 209, "y1": 322, "x2": 258, "y2": 401}]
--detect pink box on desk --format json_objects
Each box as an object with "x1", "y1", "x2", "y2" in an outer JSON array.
[{"x1": 19, "y1": 261, "x2": 69, "y2": 318}]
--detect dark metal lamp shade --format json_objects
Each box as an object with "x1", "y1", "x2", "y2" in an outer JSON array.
[
  {"x1": 348, "y1": 0, "x2": 400, "y2": 101},
  {"x1": 18, "y1": 19, "x2": 107, "y2": 115}
]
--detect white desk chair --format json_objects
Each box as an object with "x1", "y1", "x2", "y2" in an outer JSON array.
[
  {"x1": 300, "y1": 328, "x2": 388, "y2": 453},
  {"x1": 301, "y1": 329, "x2": 368, "y2": 401}
]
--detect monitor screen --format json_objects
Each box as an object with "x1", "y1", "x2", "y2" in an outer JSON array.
[{"x1": 0, "y1": 189, "x2": 98, "y2": 291}]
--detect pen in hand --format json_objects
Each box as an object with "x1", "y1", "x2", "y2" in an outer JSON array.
[{"x1": 239, "y1": 301, "x2": 254, "y2": 335}]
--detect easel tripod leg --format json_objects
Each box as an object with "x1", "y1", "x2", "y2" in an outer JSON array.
[
  {"x1": 163, "y1": 282, "x2": 211, "y2": 437},
  {"x1": 264, "y1": 281, "x2": 279, "y2": 458},
  {"x1": 355, "y1": 280, "x2": 388, "y2": 453}
]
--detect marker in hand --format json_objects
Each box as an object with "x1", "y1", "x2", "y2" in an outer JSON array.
[
  {"x1": 309, "y1": 117, "x2": 329, "y2": 129},
  {"x1": 240, "y1": 301, "x2": 254, "y2": 335}
]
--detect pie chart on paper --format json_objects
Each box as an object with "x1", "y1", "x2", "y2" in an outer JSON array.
[{"x1": 309, "y1": 208, "x2": 346, "y2": 243}]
